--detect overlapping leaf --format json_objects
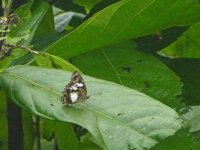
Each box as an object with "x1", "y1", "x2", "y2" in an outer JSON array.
[
  {"x1": 182, "y1": 106, "x2": 200, "y2": 132},
  {"x1": 0, "y1": 66, "x2": 181, "y2": 149},
  {"x1": 159, "y1": 23, "x2": 200, "y2": 58},
  {"x1": 72, "y1": 41, "x2": 183, "y2": 108},
  {"x1": 46, "y1": 0, "x2": 200, "y2": 58},
  {"x1": 34, "y1": 52, "x2": 80, "y2": 72}
]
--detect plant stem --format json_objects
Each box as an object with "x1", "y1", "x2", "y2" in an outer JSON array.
[
  {"x1": 2, "y1": 0, "x2": 6, "y2": 10},
  {"x1": 7, "y1": 100, "x2": 23, "y2": 150},
  {"x1": 5, "y1": 44, "x2": 40, "y2": 54},
  {"x1": 3, "y1": 0, "x2": 13, "y2": 17},
  {"x1": 35, "y1": 116, "x2": 41, "y2": 150}
]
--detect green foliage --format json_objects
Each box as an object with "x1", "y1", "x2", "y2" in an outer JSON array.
[
  {"x1": 163, "y1": 59, "x2": 200, "y2": 106},
  {"x1": 152, "y1": 129, "x2": 200, "y2": 150},
  {"x1": 0, "y1": 91, "x2": 8, "y2": 150},
  {"x1": 73, "y1": 0, "x2": 103, "y2": 12},
  {"x1": 0, "y1": 65, "x2": 181, "y2": 149},
  {"x1": 72, "y1": 41, "x2": 183, "y2": 108},
  {"x1": 22, "y1": 111, "x2": 35, "y2": 150},
  {"x1": 46, "y1": 0, "x2": 200, "y2": 58},
  {"x1": 0, "y1": 0, "x2": 49, "y2": 71},
  {"x1": 159, "y1": 23, "x2": 200, "y2": 58},
  {"x1": 34, "y1": 52, "x2": 81, "y2": 72},
  {"x1": 43, "y1": 119, "x2": 80, "y2": 150},
  {"x1": 8, "y1": 0, "x2": 48, "y2": 45},
  {"x1": 0, "y1": 0, "x2": 200, "y2": 149},
  {"x1": 182, "y1": 106, "x2": 200, "y2": 132}
]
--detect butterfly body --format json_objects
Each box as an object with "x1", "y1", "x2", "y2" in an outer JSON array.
[{"x1": 61, "y1": 71, "x2": 87, "y2": 104}]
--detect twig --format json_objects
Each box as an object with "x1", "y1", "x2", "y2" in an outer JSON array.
[{"x1": 4, "y1": 43, "x2": 40, "y2": 54}]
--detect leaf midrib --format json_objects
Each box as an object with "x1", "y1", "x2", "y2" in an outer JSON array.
[
  {"x1": 2, "y1": 71, "x2": 157, "y2": 143},
  {"x1": 5, "y1": 72, "x2": 61, "y2": 95}
]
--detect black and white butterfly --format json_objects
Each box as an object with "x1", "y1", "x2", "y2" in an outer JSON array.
[{"x1": 61, "y1": 71, "x2": 88, "y2": 104}]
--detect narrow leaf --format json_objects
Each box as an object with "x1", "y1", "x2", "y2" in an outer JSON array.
[{"x1": 34, "y1": 53, "x2": 80, "y2": 72}]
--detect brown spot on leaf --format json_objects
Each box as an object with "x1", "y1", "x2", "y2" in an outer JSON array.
[
  {"x1": 144, "y1": 81, "x2": 150, "y2": 88},
  {"x1": 122, "y1": 66, "x2": 132, "y2": 73}
]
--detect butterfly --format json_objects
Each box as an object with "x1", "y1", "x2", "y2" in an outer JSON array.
[{"x1": 61, "y1": 71, "x2": 88, "y2": 104}]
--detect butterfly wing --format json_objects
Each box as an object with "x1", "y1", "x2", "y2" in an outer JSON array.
[{"x1": 61, "y1": 71, "x2": 87, "y2": 104}]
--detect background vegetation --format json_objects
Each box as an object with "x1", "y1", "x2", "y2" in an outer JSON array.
[{"x1": 0, "y1": 0, "x2": 200, "y2": 149}]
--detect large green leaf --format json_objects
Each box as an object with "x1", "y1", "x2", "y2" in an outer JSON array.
[
  {"x1": 72, "y1": 41, "x2": 183, "y2": 108},
  {"x1": 0, "y1": 66, "x2": 181, "y2": 149},
  {"x1": 46, "y1": 0, "x2": 200, "y2": 58}
]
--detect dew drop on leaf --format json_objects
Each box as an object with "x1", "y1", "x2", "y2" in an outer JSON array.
[{"x1": 108, "y1": 135, "x2": 113, "y2": 139}]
